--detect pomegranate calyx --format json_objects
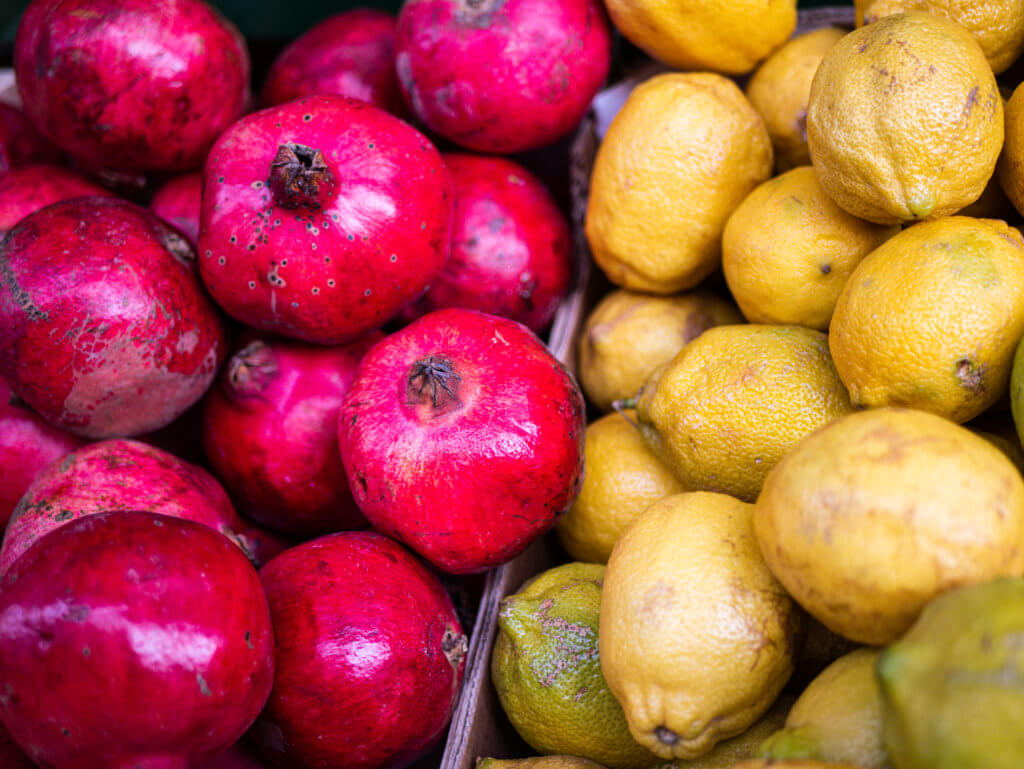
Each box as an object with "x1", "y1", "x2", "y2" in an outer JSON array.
[
  {"x1": 406, "y1": 356, "x2": 462, "y2": 412},
  {"x1": 268, "y1": 142, "x2": 334, "y2": 209}
]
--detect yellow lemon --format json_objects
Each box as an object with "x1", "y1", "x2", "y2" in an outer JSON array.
[
  {"x1": 556, "y1": 411, "x2": 685, "y2": 565},
  {"x1": 746, "y1": 28, "x2": 846, "y2": 171},
  {"x1": 635, "y1": 324, "x2": 852, "y2": 502},
  {"x1": 998, "y1": 82, "x2": 1024, "y2": 217},
  {"x1": 754, "y1": 407, "x2": 1024, "y2": 646},
  {"x1": 759, "y1": 649, "x2": 890, "y2": 769},
  {"x1": 586, "y1": 73, "x2": 773, "y2": 294},
  {"x1": 578, "y1": 289, "x2": 742, "y2": 413},
  {"x1": 722, "y1": 166, "x2": 899, "y2": 330},
  {"x1": 829, "y1": 216, "x2": 1024, "y2": 424},
  {"x1": 602, "y1": 0, "x2": 796, "y2": 75},
  {"x1": 855, "y1": 0, "x2": 1024, "y2": 73},
  {"x1": 808, "y1": 12, "x2": 1003, "y2": 224},
  {"x1": 600, "y1": 492, "x2": 803, "y2": 761}
]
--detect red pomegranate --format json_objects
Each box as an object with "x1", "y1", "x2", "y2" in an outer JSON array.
[
  {"x1": 0, "y1": 439, "x2": 253, "y2": 574},
  {"x1": 14, "y1": 0, "x2": 250, "y2": 173},
  {"x1": 253, "y1": 531, "x2": 467, "y2": 769},
  {"x1": 0, "y1": 197, "x2": 225, "y2": 439},
  {"x1": 202, "y1": 334, "x2": 380, "y2": 536},
  {"x1": 338, "y1": 308, "x2": 585, "y2": 573},
  {"x1": 196, "y1": 740, "x2": 273, "y2": 769},
  {"x1": 261, "y1": 9, "x2": 404, "y2": 116},
  {"x1": 0, "y1": 378, "x2": 83, "y2": 530},
  {"x1": 150, "y1": 171, "x2": 203, "y2": 248},
  {"x1": 0, "y1": 103, "x2": 60, "y2": 175},
  {"x1": 394, "y1": 0, "x2": 612, "y2": 153},
  {"x1": 0, "y1": 511, "x2": 275, "y2": 769},
  {"x1": 0, "y1": 721, "x2": 35, "y2": 769},
  {"x1": 199, "y1": 95, "x2": 451, "y2": 344},
  {"x1": 410, "y1": 154, "x2": 571, "y2": 332},
  {"x1": 0, "y1": 165, "x2": 112, "y2": 237}
]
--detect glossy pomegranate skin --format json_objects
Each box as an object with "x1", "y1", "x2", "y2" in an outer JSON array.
[
  {"x1": 261, "y1": 9, "x2": 404, "y2": 116},
  {"x1": 0, "y1": 197, "x2": 226, "y2": 439},
  {"x1": 338, "y1": 308, "x2": 585, "y2": 573},
  {"x1": 0, "y1": 511, "x2": 275, "y2": 769},
  {"x1": 0, "y1": 378, "x2": 83, "y2": 531},
  {"x1": 0, "y1": 439, "x2": 254, "y2": 575},
  {"x1": 413, "y1": 154, "x2": 571, "y2": 332},
  {"x1": 0, "y1": 103, "x2": 61, "y2": 175},
  {"x1": 202, "y1": 335, "x2": 379, "y2": 537},
  {"x1": 199, "y1": 95, "x2": 452, "y2": 345},
  {"x1": 14, "y1": 0, "x2": 250, "y2": 173},
  {"x1": 0, "y1": 165, "x2": 112, "y2": 237},
  {"x1": 394, "y1": 0, "x2": 612, "y2": 153},
  {"x1": 0, "y1": 721, "x2": 35, "y2": 769},
  {"x1": 150, "y1": 171, "x2": 203, "y2": 248},
  {"x1": 253, "y1": 531, "x2": 467, "y2": 769}
]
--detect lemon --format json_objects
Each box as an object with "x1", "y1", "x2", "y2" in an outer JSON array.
[
  {"x1": 654, "y1": 697, "x2": 793, "y2": 769},
  {"x1": 759, "y1": 649, "x2": 890, "y2": 769},
  {"x1": 635, "y1": 324, "x2": 852, "y2": 502},
  {"x1": 722, "y1": 167, "x2": 899, "y2": 330},
  {"x1": 492, "y1": 563, "x2": 659, "y2": 769},
  {"x1": 556, "y1": 411, "x2": 685, "y2": 565},
  {"x1": 731, "y1": 761, "x2": 866, "y2": 768},
  {"x1": 746, "y1": 28, "x2": 846, "y2": 171},
  {"x1": 602, "y1": 0, "x2": 796, "y2": 74},
  {"x1": 808, "y1": 12, "x2": 1003, "y2": 224},
  {"x1": 829, "y1": 216, "x2": 1024, "y2": 424},
  {"x1": 998, "y1": 82, "x2": 1024, "y2": 217},
  {"x1": 600, "y1": 492, "x2": 802, "y2": 761},
  {"x1": 878, "y1": 578, "x2": 1024, "y2": 769},
  {"x1": 586, "y1": 73, "x2": 773, "y2": 294},
  {"x1": 578, "y1": 289, "x2": 742, "y2": 413},
  {"x1": 754, "y1": 407, "x2": 1024, "y2": 645},
  {"x1": 855, "y1": 0, "x2": 1024, "y2": 73}
]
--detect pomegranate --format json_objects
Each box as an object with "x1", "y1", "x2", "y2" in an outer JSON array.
[
  {"x1": 199, "y1": 95, "x2": 451, "y2": 344},
  {"x1": 253, "y1": 531, "x2": 467, "y2": 769},
  {"x1": 0, "y1": 197, "x2": 225, "y2": 439},
  {"x1": 394, "y1": 0, "x2": 612, "y2": 153},
  {"x1": 0, "y1": 511, "x2": 274, "y2": 769},
  {"x1": 261, "y1": 9, "x2": 405, "y2": 116},
  {"x1": 203, "y1": 335, "x2": 380, "y2": 537},
  {"x1": 0, "y1": 721, "x2": 35, "y2": 769},
  {"x1": 410, "y1": 154, "x2": 571, "y2": 332},
  {"x1": 338, "y1": 308, "x2": 585, "y2": 573},
  {"x1": 0, "y1": 378, "x2": 83, "y2": 531},
  {"x1": 150, "y1": 171, "x2": 203, "y2": 248},
  {"x1": 14, "y1": 0, "x2": 250, "y2": 173},
  {"x1": 0, "y1": 438, "x2": 254, "y2": 575},
  {"x1": 0, "y1": 103, "x2": 60, "y2": 174},
  {"x1": 0, "y1": 165, "x2": 112, "y2": 237}
]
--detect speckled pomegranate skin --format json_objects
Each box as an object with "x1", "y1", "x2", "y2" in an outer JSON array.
[
  {"x1": 0, "y1": 438, "x2": 254, "y2": 575},
  {"x1": 338, "y1": 308, "x2": 585, "y2": 573},
  {"x1": 0, "y1": 197, "x2": 226, "y2": 439},
  {"x1": 0, "y1": 378, "x2": 83, "y2": 530},
  {"x1": 202, "y1": 334, "x2": 380, "y2": 537},
  {"x1": 0, "y1": 511, "x2": 275, "y2": 769},
  {"x1": 0, "y1": 103, "x2": 60, "y2": 175},
  {"x1": 414, "y1": 154, "x2": 570, "y2": 331},
  {"x1": 395, "y1": 0, "x2": 611, "y2": 153},
  {"x1": 0, "y1": 165, "x2": 112, "y2": 236},
  {"x1": 14, "y1": 0, "x2": 250, "y2": 173},
  {"x1": 261, "y1": 9, "x2": 404, "y2": 116},
  {"x1": 150, "y1": 171, "x2": 203, "y2": 248},
  {"x1": 199, "y1": 95, "x2": 451, "y2": 344},
  {"x1": 254, "y1": 531, "x2": 466, "y2": 769}
]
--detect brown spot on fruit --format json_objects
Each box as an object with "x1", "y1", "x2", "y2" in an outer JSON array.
[{"x1": 956, "y1": 358, "x2": 985, "y2": 393}]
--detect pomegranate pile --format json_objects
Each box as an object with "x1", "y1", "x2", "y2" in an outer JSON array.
[{"x1": 0, "y1": 0, "x2": 600, "y2": 767}]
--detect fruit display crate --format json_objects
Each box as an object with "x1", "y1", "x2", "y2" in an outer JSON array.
[{"x1": 440, "y1": 6, "x2": 857, "y2": 768}]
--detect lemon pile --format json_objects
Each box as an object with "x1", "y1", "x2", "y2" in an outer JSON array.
[{"x1": 485, "y1": 3, "x2": 1024, "y2": 769}]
